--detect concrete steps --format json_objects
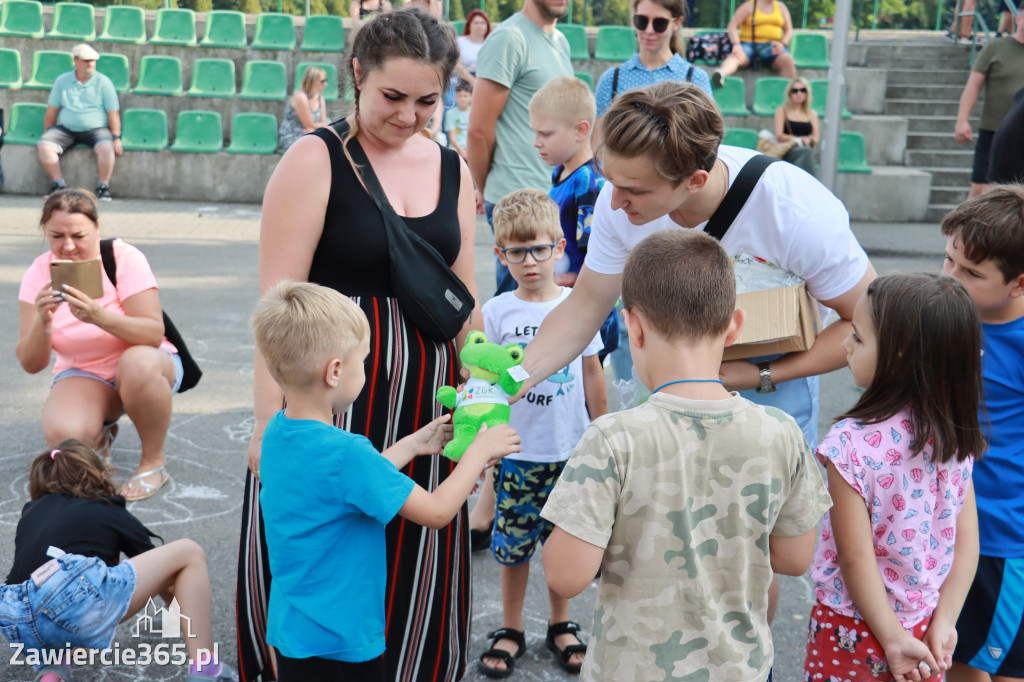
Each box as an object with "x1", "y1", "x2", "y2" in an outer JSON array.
[
  {"x1": 887, "y1": 68, "x2": 968, "y2": 85},
  {"x1": 907, "y1": 131, "x2": 967, "y2": 150},
  {"x1": 886, "y1": 99, "x2": 961, "y2": 116},
  {"x1": 886, "y1": 84, "x2": 965, "y2": 100}
]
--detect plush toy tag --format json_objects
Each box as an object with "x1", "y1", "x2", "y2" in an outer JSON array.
[
  {"x1": 505, "y1": 365, "x2": 530, "y2": 383},
  {"x1": 31, "y1": 558, "x2": 60, "y2": 587}
]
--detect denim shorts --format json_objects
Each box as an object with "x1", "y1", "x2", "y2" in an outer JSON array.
[
  {"x1": 741, "y1": 41, "x2": 786, "y2": 67},
  {"x1": 52, "y1": 352, "x2": 185, "y2": 395},
  {"x1": 0, "y1": 551, "x2": 137, "y2": 655},
  {"x1": 38, "y1": 125, "x2": 114, "y2": 153}
]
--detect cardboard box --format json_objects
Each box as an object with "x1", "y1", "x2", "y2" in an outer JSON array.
[{"x1": 723, "y1": 282, "x2": 822, "y2": 361}]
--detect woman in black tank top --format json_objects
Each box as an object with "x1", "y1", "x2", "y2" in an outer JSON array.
[
  {"x1": 774, "y1": 76, "x2": 819, "y2": 175},
  {"x1": 237, "y1": 10, "x2": 480, "y2": 682}
]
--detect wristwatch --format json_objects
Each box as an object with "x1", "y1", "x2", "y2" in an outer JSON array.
[
  {"x1": 112, "y1": 134, "x2": 121, "y2": 139},
  {"x1": 756, "y1": 361, "x2": 776, "y2": 394}
]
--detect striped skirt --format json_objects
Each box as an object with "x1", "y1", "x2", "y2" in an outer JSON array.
[{"x1": 236, "y1": 296, "x2": 472, "y2": 682}]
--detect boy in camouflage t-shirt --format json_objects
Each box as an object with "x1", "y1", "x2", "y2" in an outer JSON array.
[{"x1": 540, "y1": 230, "x2": 832, "y2": 681}]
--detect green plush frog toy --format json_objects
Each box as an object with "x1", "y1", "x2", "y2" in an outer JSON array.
[{"x1": 435, "y1": 330, "x2": 526, "y2": 461}]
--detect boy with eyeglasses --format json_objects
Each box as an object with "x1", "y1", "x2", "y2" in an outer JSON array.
[{"x1": 476, "y1": 189, "x2": 607, "y2": 678}]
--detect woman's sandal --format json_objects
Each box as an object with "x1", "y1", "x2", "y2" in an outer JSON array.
[
  {"x1": 121, "y1": 465, "x2": 170, "y2": 502},
  {"x1": 98, "y1": 422, "x2": 119, "y2": 459},
  {"x1": 477, "y1": 627, "x2": 526, "y2": 679},
  {"x1": 546, "y1": 621, "x2": 587, "y2": 674}
]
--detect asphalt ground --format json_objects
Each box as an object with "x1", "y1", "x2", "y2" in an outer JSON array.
[{"x1": 0, "y1": 194, "x2": 949, "y2": 681}]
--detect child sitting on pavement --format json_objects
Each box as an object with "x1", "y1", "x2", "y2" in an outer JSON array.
[
  {"x1": 938, "y1": 185, "x2": 1024, "y2": 682},
  {"x1": 476, "y1": 189, "x2": 607, "y2": 678},
  {"x1": 0, "y1": 439, "x2": 236, "y2": 682},
  {"x1": 540, "y1": 229, "x2": 832, "y2": 681},
  {"x1": 251, "y1": 280, "x2": 520, "y2": 681}
]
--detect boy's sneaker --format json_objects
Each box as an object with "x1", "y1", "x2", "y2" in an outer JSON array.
[
  {"x1": 95, "y1": 184, "x2": 112, "y2": 202},
  {"x1": 46, "y1": 180, "x2": 67, "y2": 196},
  {"x1": 711, "y1": 70, "x2": 724, "y2": 89},
  {"x1": 186, "y1": 663, "x2": 238, "y2": 681}
]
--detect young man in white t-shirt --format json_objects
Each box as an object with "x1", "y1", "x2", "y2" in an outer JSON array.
[{"x1": 477, "y1": 189, "x2": 607, "y2": 678}]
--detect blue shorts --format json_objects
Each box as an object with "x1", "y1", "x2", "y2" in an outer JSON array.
[
  {"x1": 490, "y1": 459, "x2": 566, "y2": 566},
  {"x1": 953, "y1": 554, "x2": 1024, "y2": 676},
  {"x1": 52, "y1": 351, "x2": 185, "y2": 395},
  {"x1": 741, "y1": 41, "x2": 786, "y2": 67},
  {"x1": 0, "y1": 550, "x2": 137, "y2": 656}
]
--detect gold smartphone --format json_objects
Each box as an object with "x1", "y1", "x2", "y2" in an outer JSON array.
[{"x1": 50, "y1": 259, "x2": 104, "y2": 299}]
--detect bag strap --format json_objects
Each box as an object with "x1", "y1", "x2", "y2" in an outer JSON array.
[
  {"x1": 100, "y1": 238, "x2": 117, "y2": 286},
  {"x1": 339, "y1": 124, "x2": 398, "y2": 217},
  {"x1": 703, "y1": 154, "x2": 778, "y2": 242},
  {"x1": 611, "y1": 66, "x2": 620, "y2": 100},
  {"x1": 685, "y1": 64, "x2": 694, "y2": 82}
]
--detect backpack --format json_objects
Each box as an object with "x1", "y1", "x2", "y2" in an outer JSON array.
[{"x1": 685, "y1": 32, "x2": 732, "y2": 65}]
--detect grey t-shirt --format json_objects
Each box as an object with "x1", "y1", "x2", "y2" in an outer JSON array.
[
  {"x1": 475, "y1": 12, "x2": 572, "y2": 204},
  {"x1": 972, "y1": 36, "x2": 1024, "y2": 131}
]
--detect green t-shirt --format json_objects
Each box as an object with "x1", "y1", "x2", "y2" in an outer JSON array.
[
  {"x1": 475, "y1": 12, "x2": 572, "y2": 204},
  {"x1": 541, "y1": 392, "x2": 832, "y2": 681},
  {"x1": 48, "y1": 71, "x2": 119, "y2": 133},
  {"x1": 972, "y1": 36, "x2": 1024, "y2": 131}
]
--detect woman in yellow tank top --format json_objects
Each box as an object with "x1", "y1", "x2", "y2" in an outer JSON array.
[{"x1": 711, "y1": 0, "x2": 795, "y2": 87}]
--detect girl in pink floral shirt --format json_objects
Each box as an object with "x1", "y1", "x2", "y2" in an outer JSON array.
[{"x1": 804, "y1": 273, "x2": 985, "y2": 682}]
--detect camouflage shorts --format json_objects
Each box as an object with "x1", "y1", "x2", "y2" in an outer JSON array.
[{"x1": 491, "y1": 458, "x2": 566, "y2": 566}]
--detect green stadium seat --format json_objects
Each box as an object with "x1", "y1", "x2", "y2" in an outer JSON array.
[
  {"x1": 713, "y1": 76, "x2": 749, "y2": 116},
  {"x1": 121, "y1": 108, "x2": 169, "y2": 151},
  {"x1": 0, "y1": 48, "x2": 23, "y2": 89},
  {"x1": 24, "y1": 50, "x2": 74, "y2": 91},
  {"x1": 0, "y1": 0, "x2": 44, "y2": 38},
  {"x1": 452, "y1": 20, "x2": 465, "y2": 34},
  {"x1": 251, "y1": 13, "x2": 296, "y2": 50},
  {"x1": 300, "y1": 14, "x2": 344, "y2": 51},
  {"x1": 188, "y1": 58, "x2": 236, "y2": 98},
  {"x1": 561, "y1": 23, "x2": 590, "y2": 61},
  {"x1": 150, "y1": 8, "x2": 197, "y2": 47},
  {"x1": 133, "y1": 55, "x2": 184, "y2": 96},
  {"x1": 837, "y1": 131, "x2": 871, "y2": 173},
  {"x1": 751, "y1": 76, "x2": 789, "y2": 116},
  {"x1": 240, "y1": 61, "x2": 287, "y2": 101},
  {"x1": 575, "y1": 71, "x2": 593, "y2": 91},
  {"x1": 791, "y1": 33, "x2": 829, "y2": 69},
  {"x1": 46, "y1": 2, "x2": 96, "y2": 41},
  {"x1": 227, "y1": 112, "x2": 278, "y2": 154},
  {"x1": 201, "y1": 10, "x2": 247, "y2": 49},
  {"x1": 5, "y1": 102, "x2": 47, "y2": 145},
  {"x1": 295, "y1": 61, "x2": 339, "y2": 102},
  {"x1": 98, "y1": 5, "x2": 147, "y2": 44},
  {"x1": 171, "y1": 110, "x2": 223, "y2": 153},
  {"x1": 722, "y1": 127, "x2": 759, "y2": 149},
  {"x1": 97, "y1": 53, "x2": 130, "y2": 93},
  {"x1": 594, "y1": 25, "x2": 635, "y2": 61},
  {"x1": 809, "y1": 79, "x2": 852, "y2": 119}
]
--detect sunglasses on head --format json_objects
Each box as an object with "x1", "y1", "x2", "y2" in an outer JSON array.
[
  {"x1": 790, "y1": 87, "x2": 808, "y2": 93},
  {"x1": 632, "y1": 14, "x2": 672, "y2": 32}
]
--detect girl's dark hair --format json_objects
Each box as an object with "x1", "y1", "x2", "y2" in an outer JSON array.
[
  {"x1": 29, "y1": 438, "x2": 116, "y2": 501},
  {"x1": 40, "y1": 188, "x2": 100, "y2": 230},
  {"x1": 463, "y1": 9, "x2": 492, "y2": 38},
  {"x1": 631, "y1": 0, "x2": 687, "y2": 54},
  {"x1": 345, "y1": 7, "x2": 459, "y2": 154},
  {"x1": 839, "y1": 273, "x2": 985, "y2": 464}
]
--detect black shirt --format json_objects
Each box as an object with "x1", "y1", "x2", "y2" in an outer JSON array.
[
  {"x1": 989, "y1": 86, "x2": 1024, "y2": 184},
  {"x1": 5, "y1": 494, "x2": 158, "y2": 584}
]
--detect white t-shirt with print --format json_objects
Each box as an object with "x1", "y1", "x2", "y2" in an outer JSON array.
[
  {"x1": 586, "y1": 145, "x2": 871, "y2": 308},
  {"x1": 483, "y1": 288, "x2": 602, "y2": 463}
]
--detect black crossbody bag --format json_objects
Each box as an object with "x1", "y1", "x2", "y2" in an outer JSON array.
[
  {"x1": 99, "y1": 238, "x2": 203, "y2": 392},
  {"x1": 337, "y1": 121, "x2": 474, "y2": 343},
  {"x1": 704, "y1": 153, "x2": 779, "y2": 240}
]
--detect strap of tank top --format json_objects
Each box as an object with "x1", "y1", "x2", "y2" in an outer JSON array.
[{"x1": 311, "y1": 120, "x2": 351, "y2": 205}]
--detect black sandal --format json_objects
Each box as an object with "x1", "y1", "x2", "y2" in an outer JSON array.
[
  {"x1": 546, "y1": 620, "x2": 587, "y2": 674},
  {"x1": 477, "y1": 627, "x2": 526, "y2": 679}
]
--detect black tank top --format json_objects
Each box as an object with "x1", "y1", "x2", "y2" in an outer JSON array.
[
  {"x1": 307, "y1": 121, "x2": 463, "y2": 298},
  {"x1": 785, "y1": 119, "x2": 813, "y2": 137}
]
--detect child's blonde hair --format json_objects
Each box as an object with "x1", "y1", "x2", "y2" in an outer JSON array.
[
  {"x1": 622, "y1": 230, "x2": 735, "y2": 341},
  {"x1": 251, "y1": 281, "x2": 370, "y2": 389},
  {"x1": 529, "y1": 76, "x2": 597, "y2": 128},
  {"x1": 492, "y1": 189, "x2": 563, "y2": 247}
]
